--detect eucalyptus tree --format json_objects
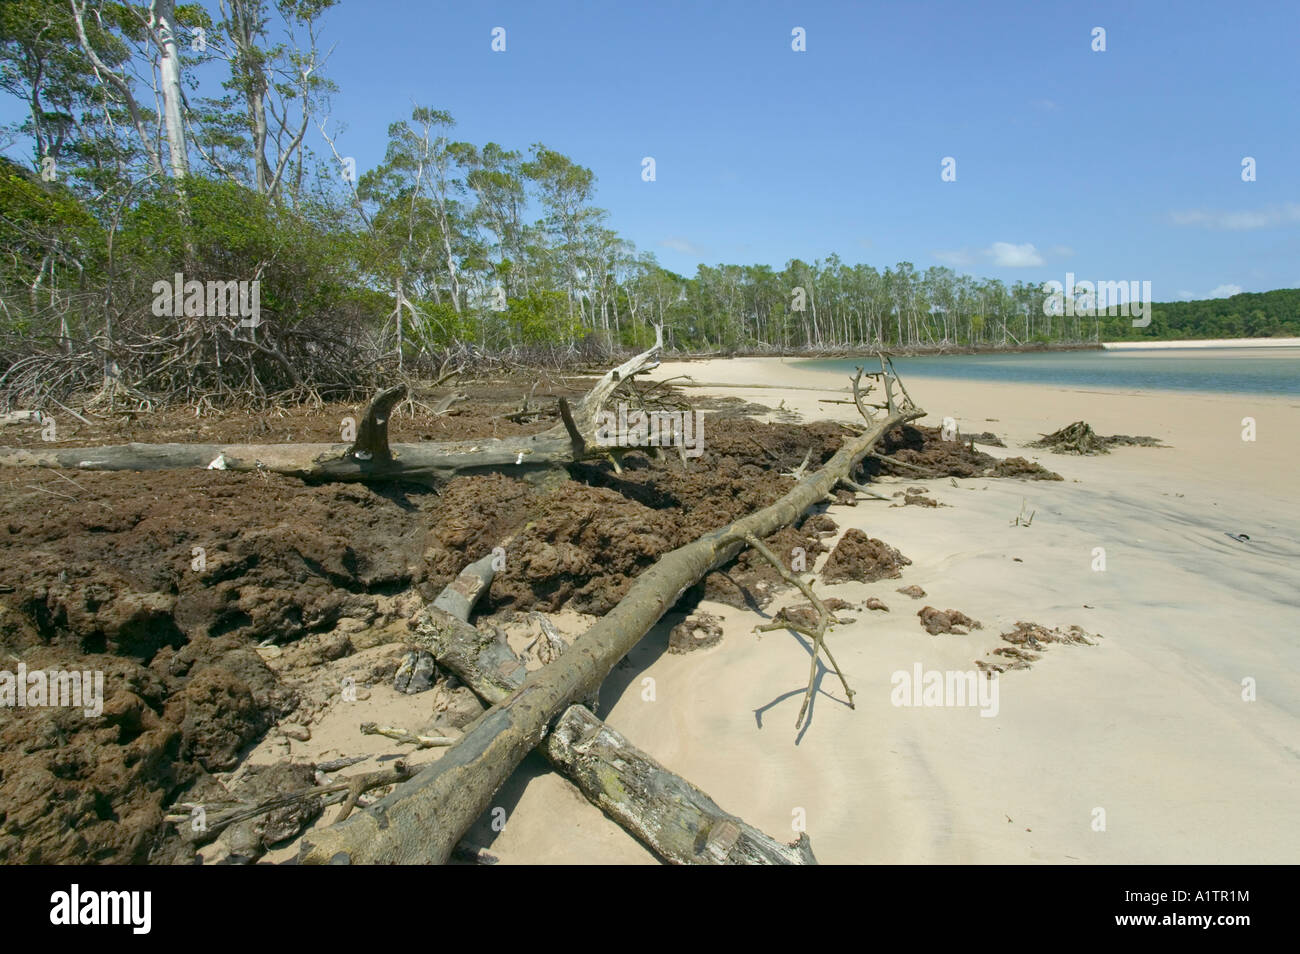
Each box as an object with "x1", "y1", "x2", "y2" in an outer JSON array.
[
  {"x1": 453, "y1": 141, "x2": 530, "y2": 297},
  {"x1": 200, "y1": 0, "x2": 337, "y2": 202},
  {"x1": 522, "y1": 144, "x2": 597, "y2": 325}
]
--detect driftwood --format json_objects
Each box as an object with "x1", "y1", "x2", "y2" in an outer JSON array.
[
  {"x1": 299, "y1": 358, "x2": 922, "y2": 865},
  {"x1": 405, "y1": 576, "x2": 815, "y2": 864},
  {"x1": 741, "y1": 532, "x2": 851, "y2": 729},
  {"x1": 0, "y1": 328, "x2": 664, "y2": 482},
  {"x1": 359, "y1": 722, "x2": 456, "y2": 748},
  {"x1": 546, "y1": 706, "x2": 815, "y2": 865}
]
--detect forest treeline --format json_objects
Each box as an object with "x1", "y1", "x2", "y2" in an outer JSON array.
[{"x1": 1, "y1": 0, "x2": 1296, "y2": 406}]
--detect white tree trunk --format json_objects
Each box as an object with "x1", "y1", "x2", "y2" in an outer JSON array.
[{"x1": 152, "y1": 0, "x2": 189, "y2": 179}]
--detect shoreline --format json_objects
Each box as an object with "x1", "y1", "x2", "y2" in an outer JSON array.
[
  {"x1": 660, "y1": 336, "x2": 1299, "y2": 362},
  {"x1": 1101, "y1": 337, "x2": 1300, "y2": 350}
]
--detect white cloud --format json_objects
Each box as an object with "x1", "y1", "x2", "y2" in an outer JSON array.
[
  {"x1": 1170, "y1": 203, "x2": 1300, "y2": 231},
  {"x1": 1207, "y1": 284, "x2": 1243, "y2": 298},
  {"x1": 933, "y1": 241, "x2": 1052, "y2": 269},
  {"x1": 1177, "y1": 290, "x2": 1195, "y2": 300},
  {"x1": 659, "y1": 236, "x2": 706, "y2": 256},
  {"x1": 987, "y1": 242, "x2": 1045, "y2": 267}
]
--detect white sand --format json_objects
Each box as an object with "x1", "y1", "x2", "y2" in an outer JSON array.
[
  {"x1": 271, "y1": 357, "x2": 1300, "y2": 864},
  {"x1": 1103, "y1": 338, "x2": 1300, "y2": 349}
]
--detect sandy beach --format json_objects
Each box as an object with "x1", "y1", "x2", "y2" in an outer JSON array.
[{"x1": 439, "y1": 357, "x2": 1300, "y2": 864}]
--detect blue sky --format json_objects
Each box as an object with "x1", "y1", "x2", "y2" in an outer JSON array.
[{"x1": 7, "y1": 0, "x2": 1300, "y2": 299}]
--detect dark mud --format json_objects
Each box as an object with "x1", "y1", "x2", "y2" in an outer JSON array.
[
  {"x1": 821, "y1": 529, "x2": 911, "y2": 584},
  {"x1": 864, "y1": 423, "x2": 1062, "y2": 480},
  {"x1": 917, "y1": 606, "x2": 983, "y2": 636},
  {"x1": 975, "y1": 621, "x2": 1100, "y2": 672}
]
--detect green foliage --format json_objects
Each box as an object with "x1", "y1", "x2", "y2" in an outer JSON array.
[
  {"x1": 0, "y1": 156, "x2": 104, "y2": 333},
  {"x1": 114, "y1": 176, "x2": 367, "y2": 329},
  {"x1": 505, "y1": 291, "x2": 584, "y2": 346},
  {"x1": 1098, "y1": 289, "x2": 1300, "y2": 342}
]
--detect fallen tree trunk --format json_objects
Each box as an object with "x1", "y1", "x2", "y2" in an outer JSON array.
[
  {"x1": 300, "y1": 360, "x2": 921, "y2": 864},
  {"x1": 410, "y1": 587, "x2": 815, "y2": 863},
  {"x1": 546, "y1": 706, "x2": 816, "y2": 865},
  {"x1": 0, "y1": 329, "x2": 663, "y2": 482}
]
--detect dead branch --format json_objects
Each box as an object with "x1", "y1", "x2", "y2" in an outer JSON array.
[
  {"x1": 737, "y1": 533, "x2": 854, "y2": 729},
  {"x1": 359, "y1": 722, "x2": 456, "y2": 749}
]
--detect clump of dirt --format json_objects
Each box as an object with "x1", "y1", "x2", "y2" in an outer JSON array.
[
  {"x1": 975, "y1": 621, "x2": 1100, "y2": 672},
  {"x1": 967, "y1": 431, "x2": 1006, "y2": 447},
  {"x1": 0, "y1": 470, "x2": 427, "y2": 654},
  {"x1": 897, "y1": 585, "x2": 926, "y2": 599},
  {"x1": 1106, "y1": 434, "x2": 1165, "y2": 447},
  {"x1": 668, "y1": 612, "x2": 724, "y2": 654},
  {"x1": 821, "y1": 529, "x2": 911, "y2": 583},
  {"x1": 992, "y1": 457, "x2": 1063, "y2": 480},
  {"x1": 1028, "y1": 421, "x2": 1164, "y2": 455},
  {"x1": 156, "y1": 636, "x2": 294, "y2": 771},
  {"x1": 864, "y1": 597, "x2": 890, "y2": 612},
  {"x1": 802, "y1": 513, "x2": 838, "y2": 535},
  {"x1": 892, "y1": 489, "x2": 941, "y2": 507},
  {"x1": 917, "y1": 606, "x2": 982, "y2": 635},
  {"x1": 864, "y1": 424, "x2": 1061, "y2": 480},
  {"x1": 768, "y1": 598, "x2": 856, "y2": 632}
]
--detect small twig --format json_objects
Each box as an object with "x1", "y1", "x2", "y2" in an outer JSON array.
[
  {"x1": 359, "y1": 722, "x2": 456, "y2": 749},
  {"x1": 26, "y1": 484, "x2": 76, "y2": 500},
  {"x1": 850, "y1": 367, "x2": 876, "y2": 423},
  {"x1": 316, "y1": 754, "x2": 371, "y2": 773},
  {"x1": 49, "y1": 397, "x2": 95, "y2": 426},
  {"x1": 50, "y1": 471, "x2": 92, "y2": 495},
  {"x1": 782, "y1": 448, "x2": 813, "y2": 480}
]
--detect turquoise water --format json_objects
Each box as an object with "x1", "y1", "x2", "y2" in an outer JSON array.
[{"x1": 798, "y1": 348, "x2": 1300, "y2": 397}]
